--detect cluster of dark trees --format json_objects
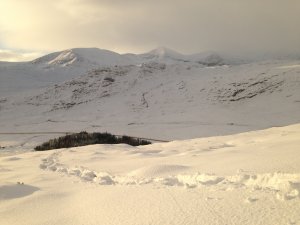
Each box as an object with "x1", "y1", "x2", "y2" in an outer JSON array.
[{"x1": 35, "y1": 131, "x2": 151, "y2": 151}]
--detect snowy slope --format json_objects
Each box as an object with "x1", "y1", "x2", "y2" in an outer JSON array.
[
  {"x1": 0, "y1": 124, "x2": 300, "y2": 225},
  {"x1": 0, "y1": 47, "x2": 300, "y2": 150},
  {"x1": 0, "y1": 48, "x2": 134, "y2": 96},
  {"x1": 0, "y1": 47, "x2": 300, "y2": 225},
  {"x1": 0, "y1": 59, "x2": 299, "y2": 151},
  {"x1": 0, "y1": 47, "x2": 233, "y2": 97}
]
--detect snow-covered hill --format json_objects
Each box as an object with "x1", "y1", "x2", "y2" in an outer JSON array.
[
  {"x1": 32, "y1": 48, "x2": 134, "y2": 67},
  {"x1": 1, "y1": 124, "x2": 300, "y2": 225},
  {"x1": 139, "y1": 47, "x2": 228, "y2": 66},
  {"x1": 0, "y1": 47, "x2": 228, "y2": 96},
  {"x1": 0, "y1": 49, "x2": 299, "y2": 149},
  {"x1": 0, "y1": 48, "x2": 138, "y2": 96},
  {"x1": 0, "y1": 47, "x2": 300, "y2": 225},
  {"x1": 139, "y1": 47, "x2": 188, "y2": 62}
]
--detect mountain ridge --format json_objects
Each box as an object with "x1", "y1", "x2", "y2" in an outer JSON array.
[
  {"x1": 30, "y1": 47, "x2": 228, "y2": 67},
  {"x1": 32, "y1": 48, "x2": 133, "y2": 67},
  {"x1": 1, "y1": 58, "x2": 299, "y2": 142}
]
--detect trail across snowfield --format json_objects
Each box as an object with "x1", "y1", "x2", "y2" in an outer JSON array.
[
  {"x1": 40, "y1": 150, "x2": 300, "y2": 200},
  {"x1": 0, "y1": 124, "x2": 300, "y2": 225}
]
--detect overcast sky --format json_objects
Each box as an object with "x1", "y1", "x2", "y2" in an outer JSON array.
[{"x1": 0, "y1": 0, "x2": 299, "y2": 61}]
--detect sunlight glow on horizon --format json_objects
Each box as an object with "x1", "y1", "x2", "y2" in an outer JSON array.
[{"x1": 0, "y1": 0, "x2": 299, "y2": 61}]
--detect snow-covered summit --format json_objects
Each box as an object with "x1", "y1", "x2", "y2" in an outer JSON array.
[
  {"x1": 30, "y1": 46, "x2": 234, "y2": 68},
  {"x1": 188, "y1": 52, "x2": 224, "y2": 66},
  {"x1": 32, "y1": 48, "x2": 133, "y2": 67},
  {"x1": 139, "y1": 47, "x2": 227, "y2": 65},
  {"x1": 140, "y1": 47, "x2": 187, "y2": 61}
]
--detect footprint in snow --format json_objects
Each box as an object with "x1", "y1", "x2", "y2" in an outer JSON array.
[{"x1": 245, "y1": 197, "x2": 258, "y2": 203}]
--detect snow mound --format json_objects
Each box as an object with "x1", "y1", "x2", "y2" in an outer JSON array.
[
  {"x1": 128, "y1": 164, "x2": 189, "y2": 177},
  {"x1": 165, "y1": 172, "x2": 300, "y2": 200},
  {"x1": 0, "y1": 184, "x2": 39, "y2": 200},
  {"x1": 198, "y1": 53, "x2": 224, "y2": 66}
]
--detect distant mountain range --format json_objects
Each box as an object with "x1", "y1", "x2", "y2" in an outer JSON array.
[
  {"x1": 0, "y1": 47, "x2": 299, "y2": 146},
  {"x1": 0, "y1": 47, "x2": 231, "y2": 96},
  {"x1": 31, "y1": 47, "x2": 228, "y2": 67}
]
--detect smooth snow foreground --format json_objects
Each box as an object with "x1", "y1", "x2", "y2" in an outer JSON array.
[{"x1": 0, "y1": 124, "x2": 300, "y2": 225}]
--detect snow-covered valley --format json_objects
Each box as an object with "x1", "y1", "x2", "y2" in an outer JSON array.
[
  {"x1": 0, "y1": 47, "x2": 300, "y2": 225},
  {"x1": 1, "y1": 48, "x2": 300, "y2": 150}
]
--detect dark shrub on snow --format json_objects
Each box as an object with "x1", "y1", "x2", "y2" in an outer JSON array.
[{"x1": 35, "y1": 131, "x2": 151, "y2": 151}]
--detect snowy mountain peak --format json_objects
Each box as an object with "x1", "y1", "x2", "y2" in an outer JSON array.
[
  {"x1": 30, "y1": 47, "x2": 234, "y2": 67},
  {"x1": 47, "y1": 49, "x2": 79, "y2": 66},
  {"x1": 148, "y1": 47, "x2": 182, "y2": 57},
  {"x1": 141, "y1": 47, "x2": 186, "y2": 61},
  {"x1": 141, "y1": 47, "x2": 226, "y2": 65},
  {"x1": 32, "y1": 48, "x2": 133, "y2": 67}
]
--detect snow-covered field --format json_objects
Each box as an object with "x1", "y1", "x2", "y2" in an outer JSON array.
[
  {"x1": 0, "y1": 124, "x2": 300, "y2": 225},
  {"x1": 0, "y1": 47, "x2": 300, "y2": 224}
]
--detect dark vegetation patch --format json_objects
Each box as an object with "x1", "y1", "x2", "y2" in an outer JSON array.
[
  {"x1": 103, "y1": 77, "x2": 115, "y2": 82},
  {"x1": 35, "y1": 132, "x2": 151, "y2": 151}
]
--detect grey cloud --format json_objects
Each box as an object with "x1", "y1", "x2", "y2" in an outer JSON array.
[{"x1": 0, "y1": 0, "x2": 299, "y2": 56}]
